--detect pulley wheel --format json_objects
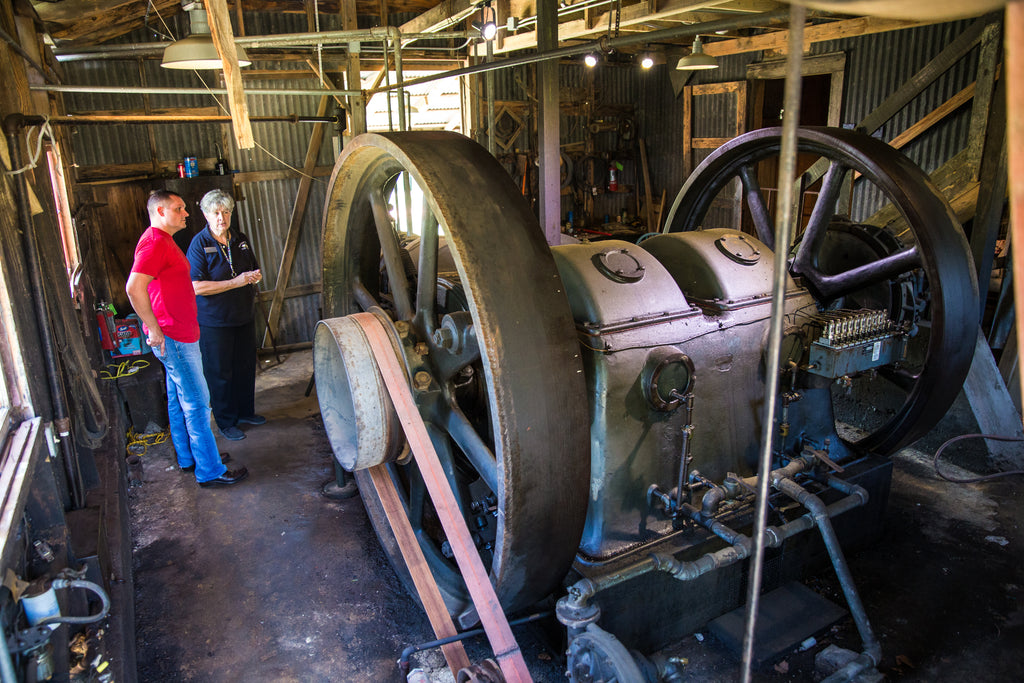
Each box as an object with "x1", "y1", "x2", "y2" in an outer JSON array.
[
  {"x1": 664, "y1": 126, "x2": 977, "y2": 454},
  {"x1": 319, "y1": 131, "x2": 590, "y2": 615}
]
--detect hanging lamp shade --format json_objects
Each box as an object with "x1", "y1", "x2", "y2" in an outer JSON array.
[
  {"x1": 161, "y1": 7, "x2": 251, "y2": 70},
  {"x1": 676, "y1": 37, "x2": 718, "y2": 71}
]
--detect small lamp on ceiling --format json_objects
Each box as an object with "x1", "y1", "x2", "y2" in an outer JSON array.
[
  {"x1": 161, "y1": 1, "x2": 251, "y2": 70},
  {"x1": 640, "y1": 54, "x2": 655, "y2": 69},
  {"x1": 584, "y1": 53, "x2": 599, "y2": 68},
  {"x1": 473, "y1": 2, "x2": 498, "y2": 41},
  {"x1": 675, "y1": 36, "x2": 718, "y2": 71}
]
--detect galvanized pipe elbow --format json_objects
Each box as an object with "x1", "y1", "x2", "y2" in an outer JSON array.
[{"x1": 699, "y1": 485, "x2": 726, "y2": 516}]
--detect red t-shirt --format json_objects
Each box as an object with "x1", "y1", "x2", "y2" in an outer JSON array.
[{"x1": 130, "y1": 227, "x2": 200, "y2": 343}]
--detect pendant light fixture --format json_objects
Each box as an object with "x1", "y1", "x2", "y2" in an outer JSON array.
[
  {"x1": 675, "y1": 36, "x2": 718, "y2": 71},
  {"x1": 161, "y1": 1, "x2": 251, "y2": 70}
]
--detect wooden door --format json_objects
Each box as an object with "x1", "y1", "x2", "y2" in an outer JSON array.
[{"x1": 682, "y1": 80, "x2": 748, "y2": 231}]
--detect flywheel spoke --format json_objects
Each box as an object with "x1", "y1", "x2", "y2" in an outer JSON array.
[
  {"x1": 442, "y1": 403, "x2": 499, "y2": 495},
  {"x1": 738, "y1": 164, "x2": 774, "y2": 249},
  {"x1": 370, "y1": 188, "x2": 414, "y2": 320},
  {"x1": 415, "y1": 206, "x2": 440, "y2": 332},
  {"x1": 879, "y1": 366, "x2": 919, "y2": 392},
  {"x1": 664, "y1": 126, "x2": 977, "y2": 455},
  {"x1": 352, "y1": 281, "x2": 381, "y2": 312},
  {"x1": 808, "y1": 245, "x2": 921, "y2": 302},
  {"x1": 793, "y1": 160, "x2": 849, "y2": 271}
]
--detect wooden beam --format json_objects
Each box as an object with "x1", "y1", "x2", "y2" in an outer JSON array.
[
  {"x1": 1006, "y1": 0, "x2": 1024, "y2": 424},
  {"x1": 36, "y1": 0, "x2": 182, "y2": 44},
  {"x1": 206, "y1": 0, "x2": 254, "y2": 149},
  {"x1": 256, "y1": 281, "x2": 322, "y2": 301},
  {"x1": 887, "y1": 82, "x2": 976, "y2": 151},
  {"x1": 964, "y1": 329, "x2": 1024, "y2": 464},
  {"x1": 496, "y1": 0, "x2": 780, "y2": 54},
  {"x1": 232, "y1": 166, "x2": 333, "y2": 183},
  {"x1": 704, "y1": 15, "x2": 930, "y2": 57},
  {"x1": 366, "y1": 464, "x2": 472, "y2": 675},
  {"x1": 263, "y1": 94, "x2": 331, "y2": 347},
  {"x1": 399, "y1": 0, "x2": 475, "y2": 34},
  {"x1": 857, "y1": 16, "x2": 987, "y2": 135},
  {"x1": 969, "y1": 62, "x2": 1007, "y2": 320},
  {"x1": 341, "y1": 0, "x2": 367, "y2": 136},
  {"x1": 965, "y1": 20, "x2": 1002, "y2": 178}
]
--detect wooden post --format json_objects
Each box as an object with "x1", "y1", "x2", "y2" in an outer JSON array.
[
  {"x1": 205, "y1": 0, "x2": 254, "y2": 149},
  {"x1": 261, "y1": 94, "x2": 330, "y2": 349},
  {"x1": 367, "y1": 465, "x2": 472, "y2": 675},
  {"x1": 1007, "y1": 0, "x2": 1024, "y2": 427},
  {"x1": 340, "y1": 0, "x2": 366, "y2": 137}
]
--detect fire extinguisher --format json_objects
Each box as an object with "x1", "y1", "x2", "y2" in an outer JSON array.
[
  {"x1": 607, "y1": 161, "x2": 621, "y2": 192},
  {"x1": 96, "y1": 302, "x2": 116, "y2": 351}
]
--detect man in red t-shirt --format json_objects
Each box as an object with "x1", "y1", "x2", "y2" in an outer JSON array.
[{"x1": 126, "y1": 190, "x2": 249, "y2": 487}]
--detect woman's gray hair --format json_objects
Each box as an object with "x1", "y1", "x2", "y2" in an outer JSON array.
[{"x1": 200, "y1": 189, "x2": 235, "y2": 214}]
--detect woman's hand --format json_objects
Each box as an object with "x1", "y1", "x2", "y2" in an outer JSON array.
[{"x1": 240, "y1": 269, "x2": 262, "y2": 287}]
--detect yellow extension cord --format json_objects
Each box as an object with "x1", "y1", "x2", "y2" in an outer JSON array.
[
  {"x1": 100, "y1": 359, "x2": 150, "y2": 380},
  {"x1": 126, "y1": 427, "x2": 167, "y2": 458}
]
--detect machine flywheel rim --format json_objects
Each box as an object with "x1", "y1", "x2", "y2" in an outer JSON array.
[
  {"x1": 664, "y1": 126, "x2": 978, "y2": 454},
  {"x1": 320, "y1": 131, "x2": 591, "y2": 614}
]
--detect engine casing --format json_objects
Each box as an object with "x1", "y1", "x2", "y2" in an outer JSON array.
[{"x1": 552, "y1": 229, "x2": 851, "y2": 561}]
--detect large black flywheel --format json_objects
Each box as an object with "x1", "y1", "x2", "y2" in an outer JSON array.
[
  {"x1": 316, "y1": 132, "x2": 590, "y2": 616},
  {"x1": 664, "y1": 127, "x2": 978, "y2": 455}
]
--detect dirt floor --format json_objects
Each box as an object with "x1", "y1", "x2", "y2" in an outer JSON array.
[{"x1": 130, "y1": 350, "x2": 1024, "y2": 682}]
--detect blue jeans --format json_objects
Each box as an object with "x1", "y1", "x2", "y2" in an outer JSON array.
[{"x1": 153, "y1": 337, "x2": 228, "y2": 483}]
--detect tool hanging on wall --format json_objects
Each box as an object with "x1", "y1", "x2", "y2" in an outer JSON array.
[{"x1": 214, "y1": 143, "x2": 229, "y2": 175}]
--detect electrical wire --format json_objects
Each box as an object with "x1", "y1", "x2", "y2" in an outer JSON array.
[
  {"x1": 193, "y1": 72, "x2": 325, "y2": 183},
  {"x1": 932, "y1": 433, "x2": 1024, "y2": 483},
  {"x1": 126, "y1": 426, "x2": 168, "y2": 458},
  {"x1": 99, "y1": 359, "x2": 150, "y2": 380},
  {"x1": 4, "y1": 117, "x2": 53, "y2": 175},
  {"x1": 145, "y1": 0, "x2": 177, "y2": 41}
]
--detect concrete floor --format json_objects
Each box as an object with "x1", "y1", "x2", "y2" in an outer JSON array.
[{"x1": 130, "y1": 350, "x2": 1024, "y2": 682}]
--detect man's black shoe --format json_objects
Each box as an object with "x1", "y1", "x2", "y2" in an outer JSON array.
[
  {"x1": 180, "y1": 453, "x2": 231, "y2": 473},
  {"x1": 198, "y1": 466, "x2": 249, "y2": 488}
]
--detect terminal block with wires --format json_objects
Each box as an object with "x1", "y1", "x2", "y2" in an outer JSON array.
[{"x1": 805, "y1": 309, "x2": 907, "y2": 379}]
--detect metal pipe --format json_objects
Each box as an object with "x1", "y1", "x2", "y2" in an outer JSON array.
[
  {"x1": 234, "y1": 28, "x2": 468, "y2": 48},
  {"x1": 563, "y1": 462, "x2": 868, "y2": 614},
  {"x1": 397, "y1": 611, "x2": 550, "y2": 674},
  {"x1": 485, "y1": 40, "x2": 496, "y2": 155},
  {"x1": 0, "y1": 619, "x2": 16, "y2": 683},
  {"x1": 0, "y1": 26, "x2": 60, "y2": 84},
  {"x1": 394, "y1": 34, "x2": 408, "y2": 132},
  {"x1": 37, "y1": 579, "x2": 111, "y2": 626},
  {"x1": 31, "y1": 85, "x2": 358, "y2": 97},
  {"x1": 775, "y1": 477, "x2": 881, "y2": 667},
  {"x1": 44, "y1": 114, "x2": 341, "y2": 125},
  {"x1": 369, "y1": 10, "x2": 790, "y2": 95},
  {"x1": 51, "y1": 28, "x2": 470, "y2": 60},
  {"x1": 741, "y1": 7, "x2": 805, "y2": 681},
  {"x1": 3, "y1": 114, "x2": 84, "y2": 509}
]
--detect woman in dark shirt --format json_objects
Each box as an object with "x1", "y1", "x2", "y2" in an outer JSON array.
[{"x1": 187, "y1": 189, "x2": 266, "y2": 441}]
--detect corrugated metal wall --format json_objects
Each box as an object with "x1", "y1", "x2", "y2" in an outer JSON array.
[
  {"x1": 64, "y1": 14, "x2": 341, "y2": 345},
  {"x1": 65, "y1": 15, "x2": 990, "y2": 342},
  {"x1": 638, "y1": 18, "x2": 985, "y2": 224}
]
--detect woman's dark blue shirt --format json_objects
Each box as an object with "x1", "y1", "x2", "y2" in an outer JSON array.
[{"x1": 186, "y1": 226, "x2": 260, "y2": 327}]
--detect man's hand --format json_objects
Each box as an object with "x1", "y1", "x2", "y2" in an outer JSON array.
[{"x1": 147, "y1": 329, "x2": 166, "y2": 356}]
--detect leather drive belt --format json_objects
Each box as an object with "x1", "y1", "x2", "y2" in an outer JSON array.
[{"x1": 351, "y1": 312, "x2": 533, "y2": 683}]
